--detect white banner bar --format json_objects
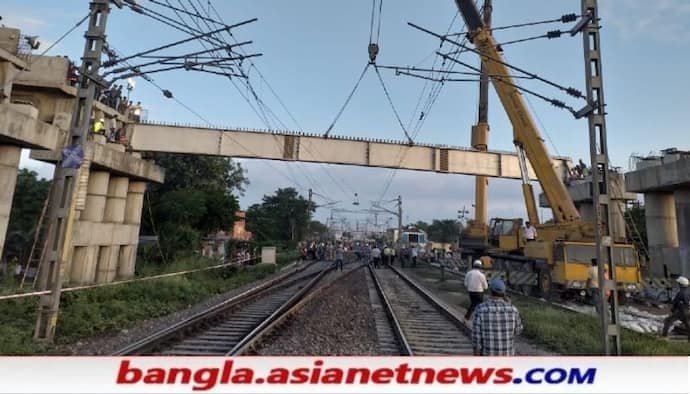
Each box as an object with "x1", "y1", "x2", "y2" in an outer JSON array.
[{"x1": 0, "y1": 357, "x2": 687, "y2": 393}]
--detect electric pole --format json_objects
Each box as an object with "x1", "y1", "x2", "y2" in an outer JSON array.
[
  {"x1": 397, "y1": 195, "x2": 402, "y2": 249},
  {"x1": 34, "y1": 0, "x2": 122, "y2": 342},
  {"x1": 580, "y1": 0, "x2": 621, "y2": 355},
  {"x1": 307, "y1": 188, "x2": 313, "y2": 240}
]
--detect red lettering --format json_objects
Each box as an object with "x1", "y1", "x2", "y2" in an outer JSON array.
[
  {"x1": 493, "y1": 368, "x2": 513, "y2": 384},
  {"x1": 436, "y1": 368, "x2": 459, "y2": 384},
  {"x1": 220, "y1": 361, "x2": 233, "y2": 384},
  {"x1": 371, "y1": 368, "x2": 394, "y2": 384},
  {"x1": 192, "y1": 368, "x2": 219, "y2": 391},
  {"x1": 345, "y1": 368, "x2": 370, "y2": 384},
  {"x1": 321, "y1": 368, "x2": 344, "y2": 384},
  {"x1": 267, "y1": 368, "x2": 289, "y2": 384},
  {"x1": 410, "y1": 368, "x2": 436, "y2": 384},
  {"x1": 460, "y1": 368, "x2": 495, "y2": 384},
  {"x1": 167, "y1": 368, "x2": 191, "y2": 384},
  {"x1": 116, "y1": 360, "x2": 141, "y2": 384},
  {"x1": 290, "y1": 368, "x2": 310, "y2": 384},
  {"x1": 143, "y1": 368, "x2": 166, "y2": 384},
  {"x1": 231, "y1": 368, "x2": 253, "y2": 384},
  {"x1": 394, "y1": 363, "x2": 410, "y2": 384}
]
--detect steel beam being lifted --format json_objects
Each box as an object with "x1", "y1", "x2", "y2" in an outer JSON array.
[{"x1": 129, "y1": 122, "x2": 572, "y2": 181}]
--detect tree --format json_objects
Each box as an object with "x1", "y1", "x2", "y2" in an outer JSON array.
[
  {"x1": 427, "y1": 219, "x2": 460, "y2": 243},
  {"x1": 627, "y1": 203, "x2": 647, "y2": 252},
  {"x1": 412, "y1": 220, "x2": 429, "y2": 233},
  {"x1": 4, "y1": 169, "x2": 52, "y2": 262},
  {"x1": 144, "y1": 154, "x2": 248, "y2": 260},
  {"x1": 246, "y1": 188, "x2": 311, "y2": 248},
  {"x1": 308, "y1": 220, "x2": 330, "y2": 240}
]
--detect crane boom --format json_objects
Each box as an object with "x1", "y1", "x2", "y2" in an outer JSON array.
[{"x1": 454, "y1": 0, "x2": 580, "y2": 224}]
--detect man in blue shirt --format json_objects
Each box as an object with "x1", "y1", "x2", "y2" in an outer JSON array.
[{"x1": 472, "y1": 278, "x2": 523, "y2": 356}]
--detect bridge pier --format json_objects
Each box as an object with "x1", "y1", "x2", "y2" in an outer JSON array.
[{"x1": 0, "y1": 145, "x2": 21, "y2": 261}]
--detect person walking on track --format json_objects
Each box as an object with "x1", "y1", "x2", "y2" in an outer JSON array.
[
  {"x1": 464, "y1": 260, "x2": 488, "y2": 321},
  {"x1": 661, "y1": 276, "x2": 690, "y2": 340},
  {"x1": 472, "y1": 278, "x2": 523, "y2": 356},
  {"x1": 334, "y1": 244, "x2": 344, "y2": 271}
]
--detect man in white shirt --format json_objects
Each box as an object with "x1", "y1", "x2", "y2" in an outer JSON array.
[
  {"x1": 464, "y1": 260, "x2": 489, "y2": 320},
  {"x1": 524, "y1": 221, "x2": 537, "y2": 242},
  {"x1": 371, "y1": 246, "x2": 382, "y2": 269}
]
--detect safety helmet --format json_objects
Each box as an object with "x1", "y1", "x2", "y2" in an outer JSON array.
[
  {"x1": 473, "y1": 260, "x2": 482, "y2": 268},
  {"x1": 676, "y1": 276, "x2": 689, "y2": 287}
]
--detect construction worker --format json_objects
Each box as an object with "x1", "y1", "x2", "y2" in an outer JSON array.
[
  {"x1": 524, "y1": 221, "x2": 537, "y2": 242},
  {"x1": 587, "y1": 258, "x2": 601, "y2": 313},
  {"x1": 92, "y1": 117, "x2": 105, "y2": 134},
  {"x1": 464, "y1": 260, "x2": 488, "y2": 321},
  {"x1": 334, "y1": 244, "x2": 344, "y2": 271},
  {"x1": 661, "y1": 276, "x2": 690, "y2": 340}
]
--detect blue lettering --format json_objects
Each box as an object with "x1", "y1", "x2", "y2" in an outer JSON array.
[
  {"x1": 544, "y1": 368, "x2": 567, "y2": 384},
  {"x1": 525, "y1": 368, "x2": 544, "y2": 384},
  {"x1": 568, "y1": 368, "x2": 596, "y2": 384}
]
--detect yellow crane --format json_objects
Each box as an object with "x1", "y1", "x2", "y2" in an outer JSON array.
[{"x1": 448, "y1": 0, "x2": 641, "y2": 298}]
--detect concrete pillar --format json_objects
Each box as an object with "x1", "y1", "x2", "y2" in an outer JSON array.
[
  {"x1": 117, "y1": 245, "x2": 136, "y2": 279},
  {"x1": 645, "y1": 193, "x2": 679, "y2": 248},
  {"x1": 118, "y1": 181, "x2": 146, "y2": 279},
  {"x1": 124, "y1": 181, "x2": 146, "y2": 225},
  {"x1": 0, "y1": 145, "x2": 21, "y2": 260},
  {"x1": 104, "y1": 177, "x2": 128, "y2": 223},
  {"x1": 82, "y1": 171, "x2": 110, "y2": 222},
  {"x1": 675, "y1": 189, "x2": 690, "y2": 276},
  {"x1": 70, "y1": 245, "x2": 98, "y2": 284},
  {"x1": 645, "y1": 192, "x2": 679, "y2": 276},
  {"x1": 95, "y1": 245, "x2": 119, "y2": 283}
]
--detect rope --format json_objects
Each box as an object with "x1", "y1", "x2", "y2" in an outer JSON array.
[
  {"x1": 323, "y1": 63, "x2": 370, "y2": 137},
  {"x1": 374, "y1": 66, "x2": 413, "y2": 144}
]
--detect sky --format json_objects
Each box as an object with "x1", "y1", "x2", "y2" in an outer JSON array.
[{"x1": 3, "y1": 0, "x2": 690, "y2": 230}]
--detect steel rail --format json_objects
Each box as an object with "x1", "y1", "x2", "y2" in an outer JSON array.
[{"x1": 111, "y1": 261, "x2": 315, "y2": 355}]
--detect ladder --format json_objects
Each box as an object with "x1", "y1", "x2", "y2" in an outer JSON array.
[
  {"x1": 622, "y1": 202, "x2": 649, "y2": 262},
  {"x1": 19, "y1": 185, "x2": 54, "y2": 289}
]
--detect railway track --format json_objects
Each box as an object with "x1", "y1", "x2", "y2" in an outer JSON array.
[
  {"x1": 368, "y1": 265, "x2": 473, "y2": 355},
  {"x1": 112, "y1": 261, "x2": 331, "y2": 356}
]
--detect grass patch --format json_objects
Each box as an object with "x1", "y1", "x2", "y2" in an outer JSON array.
[
  {"x1": 513, "y1": 297, "x2": 690, "y2": 355},
  {"x1": 0, "y1": 252, "x2": 299, "y2": 355},
  {"x1": 406, "y1": 263, "x2": 690, "y2": 355}
]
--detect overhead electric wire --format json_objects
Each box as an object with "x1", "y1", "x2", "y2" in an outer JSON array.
[
  {"x1": 436, "y1": 52, "x2": 579, "y2": 114},
  {"x1": 197, "y1": 2, "x2": 351, "y2": 202},
  {"x1": 39, "y1": 13, "x2": 90, "y2": 56},
  {"x1": 182, "y1": 0, "x2": 346, "y2": 200},
  {"x1": 444, "y1": 13, "x2": 579, "y2": 37},
  {"x1": 375, "y1": 10, "x2": 469, "y2": 204},
  {"x1": 409, "y1": 22, "x2": 586, "y2": 100},
  {"x1": 193, "y1": 1, "x2": 348, "y2": 200}
]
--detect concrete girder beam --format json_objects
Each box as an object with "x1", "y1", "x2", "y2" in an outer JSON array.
[
  {"x1": 30, "y1": 139, "x2": 164, "y2": 183},
  {"x1": 128, "y1": 123, "x2": 572, "y2": 181},
  {"x1": 0, "y1": 103, "x2": 66, "y2": 150}
]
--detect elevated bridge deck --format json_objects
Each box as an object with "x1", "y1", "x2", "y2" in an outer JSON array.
[{"x1": 129, "y1": 122, "x2": 572, "y2": 181}]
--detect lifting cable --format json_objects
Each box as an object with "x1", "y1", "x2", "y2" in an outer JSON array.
[
  {"x1": 374, "y1": 66, "x2": 414, "y2": 144},
  {"x1": 324, "y1": 0, "x2": 383, "y2": 138}
]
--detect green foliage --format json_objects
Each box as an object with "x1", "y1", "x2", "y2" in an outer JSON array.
[
  {"x1": 246, "y1": 188, "x2": 311, "y2": 248},
  {"x1": 628, "y1": 203, "x2": 647, "y2": 251},
  {"x1": 0, "y1": 254, "x2": 300, "y2": 355},
  {"x1": 144, "y1": 154, "x2": 248, "y2": 261},
  {"x1": 4, "y1": 169, "x2": 51, "y2": 261},
  {"x1": 308, "y1": 220, "x2": 330, "y2": 240},
  {"x1": 427, "y1": 219, "x2": 460, "y2": 243}
]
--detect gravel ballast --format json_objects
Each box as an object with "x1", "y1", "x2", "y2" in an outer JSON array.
[{"x1": 256, "y1": 266, "x2": 379, "y2": 355}]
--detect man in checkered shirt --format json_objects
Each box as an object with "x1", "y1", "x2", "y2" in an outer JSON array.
[{"x1": 472, "y1": 277, "x2": 523, "y2": 356}]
